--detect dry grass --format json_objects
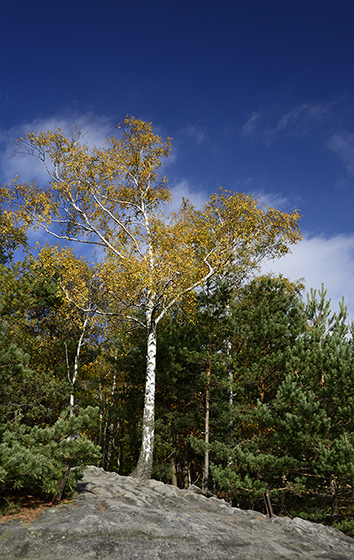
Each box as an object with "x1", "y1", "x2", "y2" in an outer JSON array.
[{"x1": 0, "y1": 495, "x2": 54, "y2": 523}]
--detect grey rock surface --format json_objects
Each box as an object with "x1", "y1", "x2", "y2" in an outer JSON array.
[{"x1": 1, "y1": 465, "x2": 354, "y2": 559}]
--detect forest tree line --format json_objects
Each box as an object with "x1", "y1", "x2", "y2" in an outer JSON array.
[{"x1": 1, "y1": 253, "x2": 354, "y2": 534}]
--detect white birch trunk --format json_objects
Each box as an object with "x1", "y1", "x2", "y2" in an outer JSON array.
[
  {"x1": 66, "y1": 314, "x2": 89, "y2": 417},
  {"x1": 106, "y1": 368, "x2": 117, "y2": 469},
  {"x1": 203, "y1": 361, "x2": 211, "y2": 490},
  {"x1": 131, "y1": 312, "x2": 157, "y2": 479}
]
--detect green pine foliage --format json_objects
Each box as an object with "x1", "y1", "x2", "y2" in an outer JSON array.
[
  {"x1": 211, "y1": 282, "x2": 354, "y2": 526},
  {"x1": 0, "y1": 258, "x2": 102, "y2": 503},
  {"x1": 255, "y1": 287, "x2": 354, "y2": 524},
  {"x1": 0, "y1": 407, "x2": 101, "y2": 498},
  {"x1": 210, "y1": 275, "x2": 305, "y2": 506},
  {"x1": 0, "y1": 260, "x2": 71, "y2": 426},
  {"x1": 153, "y1": 277, "x2": 236, "y2": 488},
  {"x1": 153, "y1": 308, "x2": 206, "y2": 485}
]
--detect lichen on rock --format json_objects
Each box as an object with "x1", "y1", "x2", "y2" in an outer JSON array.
[{"x1": 0, "y1": 465, "x2": 353, "y2": 559}]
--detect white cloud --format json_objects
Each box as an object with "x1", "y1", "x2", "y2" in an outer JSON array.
[
  {"x1": 241, "y1": 102, "x2": 330, "y2": 144},
  {"x1": 262, "y1": 234, "x2": 354, "y2": 320},
  {"x1": 0, "y1": 111, "x2": 115, "y2": 184},
  {"x1": 327, "y1": 131, "x2": 354, "y2": 176}
]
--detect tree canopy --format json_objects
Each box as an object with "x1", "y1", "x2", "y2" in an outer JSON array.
[{"x1": 1, "y1": 116, "x2": 302, "y2": 480}]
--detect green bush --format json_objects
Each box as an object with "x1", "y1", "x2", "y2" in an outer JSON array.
[
  {"x1": 0, "y1": 406, "x2": 101, "y2": 499},
  {"x1": 334, "y1": 520, "x2": 354, "y2": 537}
]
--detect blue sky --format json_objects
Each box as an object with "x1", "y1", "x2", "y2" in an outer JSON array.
[{"x1": 2, "y1": 0, "x2": 354, "y2": 317}]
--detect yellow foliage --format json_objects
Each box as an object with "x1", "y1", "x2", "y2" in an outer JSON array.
[{"x1": 2, "y1": 117, "x2": 302, "y2": 330}]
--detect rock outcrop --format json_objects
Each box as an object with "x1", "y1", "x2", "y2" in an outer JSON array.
[{"x1": 1, "y1": 465, "x2": 354, "y2": 559}]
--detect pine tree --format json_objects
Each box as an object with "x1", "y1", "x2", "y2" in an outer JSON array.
[
  {"x1": 0, "y1": 260, "x2": 70, "y2": 426},
  {"x1": 247, "y1": 286, "x2": 354, "y2": 525},
  {"x1": 0, "y1": 407, "x2": 101, "y2": 500},
  {"x1": 211, "y1": 275, "x2": 305, "y2": 508}
]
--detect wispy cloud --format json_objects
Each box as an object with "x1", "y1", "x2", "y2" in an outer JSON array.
[
  {"x1": 230, "y1": 177, "x2": 297, "y2": 214},
  {"x1": 240, "y1": 112, "x2": 260, "y2": 137},
  {"x1": 182, "y1": 124, "x2": 207, "y2": 145},
  {"x1": 262, "y1": 234, "x2": 354, "y2": 320},
  {"x1": 327, "y1": 131, "x2": 354, "y2": 176},
  {"x1": 251, "y1": 189, "x2": 292, "y2": 212},
  {"x1": 241, "y1": 102, "x2": 330, "y2": 144}
]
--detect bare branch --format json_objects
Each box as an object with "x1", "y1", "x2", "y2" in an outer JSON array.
[{"x1": 91, "y1": 192, "x2": 144, "y2": 259}]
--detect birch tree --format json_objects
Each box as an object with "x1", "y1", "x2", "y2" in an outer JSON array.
[
  {"x1": 2, "y1": 116, "x2": 301, "y2": 478},
  {"x1": 32, "y1": 245, "x2": 101, "y2": 418}
]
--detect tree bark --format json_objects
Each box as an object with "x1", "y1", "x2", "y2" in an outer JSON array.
[
  {"x1": 51, "y1": 464, "x2": 71, "y2": 505},
  {"x1": 66, "y1": 314, "x2": 89, "y2": 417},
  {"x1": 131, "y1": 317, "x2": 157, "y2": 479},
  {"x1": 330, "y1": 474, "x2": 339, "y2": 524},
  {"x1": 171, "y1": 456, "x2": 178, "y2": 487},
  {"x1": 203, "y1": 280, "x2": 213, "y2": 491},
  {"x1": 203, "y1": 360, "x2": 211, "y2": 490}
]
